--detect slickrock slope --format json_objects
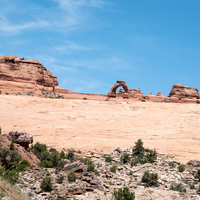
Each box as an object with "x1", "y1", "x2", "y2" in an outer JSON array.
[{"x1": 0, "y1": 95, "x2": 200, "y2": 163}]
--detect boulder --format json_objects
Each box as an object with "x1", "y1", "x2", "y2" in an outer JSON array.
[
  {"x1": 167, "y1": 84, "x2": 199, "y2": 102},
  {"x1": 8, "y1": 131, "x2": 33, "y2": 148}
]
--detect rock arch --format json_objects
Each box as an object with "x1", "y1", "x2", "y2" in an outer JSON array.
[{"x1": 107, "y1": 80, "x2": 129, "y2": 98}]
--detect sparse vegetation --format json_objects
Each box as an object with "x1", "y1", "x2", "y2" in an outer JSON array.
[
  {"x1": 0, "y1": 127, "x2": 1, "y2": 134},
  {"x1": 170, "y1": 183, "x2": 186, "y2": 193},
  {"x1": 9, "y1": 142, "x2": 14, "y2": 150},
  {"x1": 168, "y1": 161, "x2": 176, "y2": 168},
  {"x1": 113, "y1": 186, "x2": 135, "y2": 200},
  {"x1": 87, "y1": 164, "x2": 95, "y2": 172},
  {"x1": 40, "y1": 177, "x2": 52, "y2": 192},
  {"x1": 178, "y1": 164, "x2": 185, "y2": 172},
  {"x1": 196, "y1": 100, "x2": 200, "y2": 104},
  {"x1": 105, "y1": 156, "x2": 113, "y2": 162},
  {"x1": 56, "y1": 175, "x2": 64, "y2": 184},
  {"x1": 110, "y1": 165, "x2": 117, "y2": 173},
  {"x1": 141, "y1": 171, "x2": 159, "y2": 187},
  {"x1": 120, "y1": 153, "x2": 130, "y2": 164},
  {"x1": 195, "y1": 169, "x2": 200, "y2": 181},
  {"x1": 83, "y1": 97, "x2": 88, "y2": 100},
  {"x1": 68, "y1": 173, "x2": 76, "y2": 183}
]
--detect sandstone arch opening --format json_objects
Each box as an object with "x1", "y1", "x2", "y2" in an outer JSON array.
[{"x1": 107, "y1": 80, "x2": 129, "y2": 98}]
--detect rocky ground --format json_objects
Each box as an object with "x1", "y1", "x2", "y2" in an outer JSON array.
[{"x1": 15, "y1": 147, "x2": 200, "y2": 200}]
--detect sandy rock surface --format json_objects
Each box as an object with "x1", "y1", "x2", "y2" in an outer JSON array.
[{"x1": 0, "y1": 95, "x2": 200, "y2": 163}]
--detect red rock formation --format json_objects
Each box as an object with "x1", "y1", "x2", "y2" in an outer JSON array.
[
  {"x1": 129, "y1": 88, "x2": 144, "y2": 100},
  {"x1": 108, "y1": 80, "x2": 129, "y2": 98},
  {"x1": 0, "y1": 55, "x2": 58, "y2": 94},
  {"x1": 166, "y1": 84, "x2": 199, "y2": 103},
  {"x1": 143, "y1": 92, "x2": 165, "y2": 102}
]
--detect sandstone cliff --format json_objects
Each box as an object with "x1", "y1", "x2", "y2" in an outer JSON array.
[{"x1": 0, "y1": 55, "x2": 58, "y2": 94}]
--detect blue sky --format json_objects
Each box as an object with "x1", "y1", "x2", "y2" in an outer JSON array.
[{"x1": 1, "y1": 0, "x2": 200, "y2": 96}]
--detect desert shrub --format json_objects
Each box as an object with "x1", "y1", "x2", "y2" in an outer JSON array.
[
  {"x1": 178, "y1": 164, "x2": 185, "y2": 172},
  {"x1": 31, "y1": 142, "x2": 47, "y2": 159},
  {"x1": 56, "y1": 175, "x2": 64, "y2": 184},
  {"x1": 60, "y1": 150, "x2": 65, "y2": 158},
  {"x1": 0, "y1": 127, "x2": 1, "y2": 134},
  {"x1": 83, "y1": 97, "x2": 87, "y2": 100},
  {"x1": 170, "y1": 183, "x2": 186, "y2": 193},
  {"x1": 110, "y1": 165, "x2": 117, "y2": 173},
  {"x1": 0, "y1": 91, "x2": 1, "y2": 94},
  {"x1": 9, "y1": 142, "x2": 14, "y2": 150},
  {"x1": 120, "y1": 153, "x2": 130, "y2": 164},
  {"x1": 196, "y1": 100, "x2": 200, "y2": 104},
  {"x1": 87, "y1": 164, "x2": 95, "y2": 172},
  {"x1": 105, "y1": 156, "x2": 113, "y2": 162},
  {"x1": 2, "y1": 169, "x2": 19, "y2": 185},
  {"x1": 113, "y1": 186, "x2": 135, "y2": 200},
  {"x1": 18, "y1": 160, "x2": 31, "y2": 171},
  {"x1": 190, "y1": 183, "x2": 195, "y2": 189},
  {"x1": 141, "y1": 171, "x2": 159, "y2": 187},
  {"x1": 94, "y1": 169, "x2": 100, "y2": 176},
  {"x1": 141, "y1": 99, "x2": 146, "y2": 102},
  {"x1": 168, "y1": 161, "x2": 176, "y2": 168},
  {"x1": 68, "y1": 173, "x2": 76, "y2": 183},
  {"x1": 133, "y1": 139, "x2": 145, "y2": 155},
  {"x1": 77, "y1": 150, "x2": 82, "y2": 154},
  {"x1": 40, "y1": 177, "x2": 52, "y2": 192},
  {"x1": 83, "y1": 158, "x2": 91, "y2": 165},
  {"x1": 39, "y1": 160, "x2": 54, "y2": 168},
  {"x1": 195, "y1": 169, "x2": 200, "y2": 181},
  {"x1": 66, "y1": 150, "x2": 75, "y2": 161}
]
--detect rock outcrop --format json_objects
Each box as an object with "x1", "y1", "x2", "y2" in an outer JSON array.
[
  {"x1": 143, "y1": 92, "x2": 165, "y2": 102},
  {"x1": 166, "y1": 84, "x2": 199, "y2": 103},
  {"x1": 8, "y1": 131, "x2": 33, "y2": 148},
  {"x1": 108, "y1": 80, "x2": 129, "y2": 98},
  {"x1": 0, "y1": 55, "x2": 58, "y2": 94}
]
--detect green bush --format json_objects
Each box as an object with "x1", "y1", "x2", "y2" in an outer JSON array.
[
  {"x1": 0, "y1": 91, "x2": 1, "y2": 94},
  {"x1": 105, "y1": 156, "x2": 113, "y2": 162},
  {"x1": 39, "y1": 160, "x2": 54, "y2": 168},
  {"x1": 196, "y1": 100, "x2": 200, "y2": 104},
  {"x1": 120, "y1": 153, "x2": 130, "y2": 164},
  {"x1": 133, "y1": 139, "x2": 145, "y2": 155},
  {"x1": 83, "y1": 97, "x2": 87, "y2": 100},
  {"x1": 2, "y1": 169, "x2": 19, "y2": 185},
  {"x1": 31, "y1": 142, "x2": 47, "y2": 159},
  {"x1": 68, "y1": 173, "x2": 76, "y2": 183},
  {"x1": 178, "y1": 164, "x2": 185, "y2": 172},
  {"x1": 66, "y1": 150, "x2": 75, "y2": 161},
  {"x1": 168, "y1": 162, "x2": 176, "y2": 168},
  {"x1": 110, "y1": 165, "x2": 117, "y2": 173},
  {"x1": 141, "y1": 171, "x2": 159, "y2": 187},
  {"x1": 10, "y1": 142, "x2": 14, "y2": 150},
  {"x1": 113, "y1": 187, "x2": 135, "y2": 200},
  {"x1": 83, "y1": 158, "x2": 91, "y2": 165},
  {"x1": 56, "y1": 175, "x2": 64, "y2": 184},
  {"x1": 87, "y1": 164, "x2": 95, "y2": 172},
  {"x1": 195, "y1": 169, "x2": 200, "y2": 181},
  {"x1": 40, "y1": 177, "x2": 52, "y2": 192},
  {"x1": 0, "y1": 127, "x2": 1, "y2": 134},
  {"x1": 170, "y1": 183, "x2": 186, "y2": 193},
  {"x1": 18, "y1": 160, "x2": 31, "y2": 171},
  {"x1": 60, "y1": 150, "x2": 65, "y2": 158}
]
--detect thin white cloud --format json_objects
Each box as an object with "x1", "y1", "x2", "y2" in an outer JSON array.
[
  {"x1": 0, "y1": 16, "x2": 49, "y2": 34},
  {"x1": 55, "y1": 41, "x2": 97, "y2": 54}
]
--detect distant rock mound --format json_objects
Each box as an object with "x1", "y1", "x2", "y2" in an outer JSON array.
[
  {"x1": 166, "y1": 84, "x2": 199, "y2": 103},
  {"x1": 0, "y1": 55, "x2": 58, "y2": 94},
  {"x1": 8, "y1": 131, "x2": 33, "y2": 148},
  {"x1": 144, "y1": 92, "x2": 165, "y2": 102}
]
